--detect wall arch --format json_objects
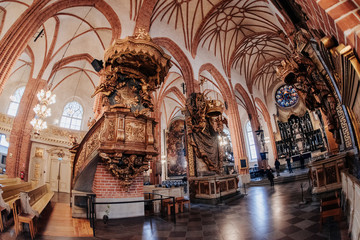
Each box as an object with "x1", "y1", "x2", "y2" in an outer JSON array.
[
  {"x1": 153, "y1": 37, "x2": 195, "y2": 96},
  {"x1": 0, "y1": 0, "x2": 120, "y2": 93},
  {"x1": 199, "y1": 63, "x2": 246, "y2": 171}
]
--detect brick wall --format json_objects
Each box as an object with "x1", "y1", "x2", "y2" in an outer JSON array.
[
  {"x1": 92, "y1": 162, "x2": 144, "y2": 198},
  {"x1": 296, "y1": 0, "x2": 360, "y2": 56}
]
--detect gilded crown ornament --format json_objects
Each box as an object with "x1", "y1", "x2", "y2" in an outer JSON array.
[
  {"x1": 92, "y1": 28, "x2": 171, "y2": 116},
  {"x1": 206, "y1": 99, "x2": 224, "y2": 117}
]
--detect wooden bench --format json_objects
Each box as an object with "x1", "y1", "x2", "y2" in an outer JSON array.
[
  {"x1": 0, "y1": 182, "x2": 33, "y2": 212},
  {"x1": 162, "y1": 198, "x2": 178, "y2": 215},
  {"x1": 0, "y1": 182, "x2": 34, "y2": 231},
  {"x1": 0, "y1": 178, "x2": 21, "y2": 186},
  {"x1": 320, "y1": 195, "x2": 342, "y2": 225},
  {"x1": 0, "y1": 174, "x2": 8, "y2": 179},
  {"x1": 176, "y1": 197, "x2": 190, "y2": 212},
  {"x1": 20, "y1": 184, "x2": 54, "y2": 218}
]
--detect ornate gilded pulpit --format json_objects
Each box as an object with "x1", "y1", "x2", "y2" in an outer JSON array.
[{"x1": 71, "y1": 29, "x2": 171, "y2": 218}]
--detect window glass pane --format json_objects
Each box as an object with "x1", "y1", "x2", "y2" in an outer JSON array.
[
  {"x1": 60, "y1": 116, "x2": 71, "y2": 128},
  {"x1": 246, "y1": 121, "x2": 252, "y2": 132},
  {"x1": 60, "y1": 101, "x2": 83, "y2": 130},
  {"x1": 248, "y1": 133, "x2": 254, "y2": 145},
  {"x1": 70, "y1": 119, "x2": 81, "y2": 130},
  {"x1": 7, "y1": 102, "x2": 19, "y2": 116},
  {"x1": 7, "y1": 87, "x2": 25, "y2": 116},
  {"x1": 0, "y1": 135, "x2": 9, "y2": 147},
  {"x1": 250, "y1": 145, "x2": 257, "y2": 159},
  {"x1": 246, "y1": 121, "x2": 257, "y2": 162},
  {"x1": 14, "y1": 87, "x2": 25, "y2": 102}
]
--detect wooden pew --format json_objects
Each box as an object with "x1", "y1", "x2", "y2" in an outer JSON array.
[
  {"x1": 20, "y1": 184, "x2": 54, "y2": 218},
  {"x1": 320, "y1": 195, "x2": 342, "y2": 225},
  {"x1": 0, "y1": 182, "x2": 33, "y2": 212},
  {"x1": 0, "y1": 178, "x2": 21, "y2": 186},
  {"x1": 0, "y1": 182, "x2": 33, "y2": 232},
  {"x1": 0, "y1": 175, "x2": 8, "y2": 179}
]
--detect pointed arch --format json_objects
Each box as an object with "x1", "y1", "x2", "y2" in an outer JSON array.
[
  {"x1": 198, "y1": 63, "x2": 246, "y2": 171},
  {"x1": 153, "y1": 37, "x2": 195, "y2": 96},
  {"x1": 0, "y1": 0, "x2": 120, "y2": 93},
  {"x1": 254, "y1": 97, "x2": 277, "y2": 159}
]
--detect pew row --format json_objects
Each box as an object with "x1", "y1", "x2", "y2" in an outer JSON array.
[
  {"x1": 320, "y1": 194, "x2": 342, "y2": 225},
  {"x1": 20, "y1": 184, "x2": 54, "y2": 217},
  {"x1": 0, "y1": 178, "x2": 21, "y2": 186},
  {"x1": 0, "y1": 182, "x2": 33, "y2": 212}
]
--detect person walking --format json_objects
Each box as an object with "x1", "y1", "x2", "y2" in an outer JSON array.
[
  {"x1": 266, "y1": 166, "x2": 275, "y2": 187},
  {"x1": 286, "y1": 154, "x2": 293, "y2": 173},
  {"x1": 274, "y1": 159, "x2": 280, "y2": 177}
]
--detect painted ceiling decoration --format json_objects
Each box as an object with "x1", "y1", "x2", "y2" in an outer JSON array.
[
  {"x1": 0, "y1": 0, "x2": 293, "y2": 129},
  {"x1": 151, "y1": 0, "x2": 291, "y2": 97}
]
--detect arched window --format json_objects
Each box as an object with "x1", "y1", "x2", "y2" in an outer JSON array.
[
  {"x1": 246, "y1": 121, "x2": 257, "y2": 161},
  {"x1": 7, "y1": 86, "x2": 25, "y2": 116},
  {"x1": 59, "y1": 101, "x2": 83, "y2": 130}
]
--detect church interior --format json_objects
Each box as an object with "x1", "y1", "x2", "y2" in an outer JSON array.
[{"x1": 0, "y1": 0, "x2": 360, "y2": 239}]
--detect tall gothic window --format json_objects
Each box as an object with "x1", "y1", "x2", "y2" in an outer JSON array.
[
  {"x1": 7, "y1": 86, "x2": 25, "y2": 116},
  {"x1": 246, "y1": 121, "x2": 257, "y2": 161},
  {"x1": 59, "y1": 101, "x2": 83, "y2": 130}
]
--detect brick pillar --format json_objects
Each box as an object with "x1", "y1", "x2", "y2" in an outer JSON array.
[
  {"x1": 7, "y1": 78, "x2": 47, "y2": 179},
  {"x1": 92, "y1": 162, "x2": 144, "y2": 219}
]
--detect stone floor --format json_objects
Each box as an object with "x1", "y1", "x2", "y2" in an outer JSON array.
[{"x1": 1, "y1": 181, "x2": 350, "y2": 240}]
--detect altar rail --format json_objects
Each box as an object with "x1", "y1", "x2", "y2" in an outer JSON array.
[
  {"x1": 87, "y1": 193, "x2": 176, "y2": 237},
  {"x1": 341, "y1": 170, "x2": 360, "y2": 240}
]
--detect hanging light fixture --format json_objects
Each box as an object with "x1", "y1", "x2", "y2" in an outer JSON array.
[
  {"x1": 31, "y1": 89, "x2": 56, "y2": 134},
  {"x1": 30, "y1": 7, "x2": 93, "y2": 135}
]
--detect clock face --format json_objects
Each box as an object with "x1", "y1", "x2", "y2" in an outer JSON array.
[{"x1": 275, "y1": 85, "x2": 299, "y2": 108}]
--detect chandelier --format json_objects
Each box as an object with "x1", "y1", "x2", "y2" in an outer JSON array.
[{"x1": 30, "y1": 89, "x2": 56, "y2": 134}]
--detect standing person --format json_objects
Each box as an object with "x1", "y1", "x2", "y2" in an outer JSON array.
[
  {"x1": 286, "y1": 154, "x2": 293, "y2": 173},
  {"x1": 299, "y1": 153, "x2": 305, "y2": 169},
  {"x1": 266, "y1": 166, "x2": 275, "y2": 187},
  {"x1": 274, "y1": 159, "x2": 281, "y2": 177}
]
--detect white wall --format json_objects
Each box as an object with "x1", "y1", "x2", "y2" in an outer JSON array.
[{"x1": 341, "y1": 171, "x2": 360, "y2": 240}]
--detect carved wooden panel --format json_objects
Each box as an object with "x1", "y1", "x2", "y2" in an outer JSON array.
[
  {"x1": 318, "y1": 169, "x2": 325, "y2": 187},
  {"x1": 220, "y1": 181, "x2": 227, "y2": 192},
  {"x1": 325, "y1": 165, "x2": 337, "y2": 185},
  {"x1": 125, "y1": 121, "x2": 145, "y2": 142},
  {"x1": 200, "y1": 182, "x2": 209, "y2": 195},
  {"x1": 211, "y1": 183, "x2": 215, "y2": 194},
  {"x1": 228, "y1": 179, "x2": 235, "y2": 190}
]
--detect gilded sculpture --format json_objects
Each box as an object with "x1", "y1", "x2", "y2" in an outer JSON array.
[
  {"x1": 184, "y1": 93, "x2": 227, "y2": 174},
  {"x1": 92, "y1": 28, "x2": 171, "y2": 115}
]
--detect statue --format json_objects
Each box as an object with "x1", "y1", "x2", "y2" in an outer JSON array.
[{"x1": 184, "y1": 93, "x2": 227, "y2": 174}]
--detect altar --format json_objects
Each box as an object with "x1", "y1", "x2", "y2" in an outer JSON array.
[{"x1": 189, "y1": 174, "x2": 239, "y2": 204}]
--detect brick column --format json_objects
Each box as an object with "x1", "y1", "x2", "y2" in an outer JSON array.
[
  {"x1": 7, "y1": 78, "x2": 47, "y2": 179},
  {"x1": 92, "y1": 162, "x2": 144, "y2": 219}
]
